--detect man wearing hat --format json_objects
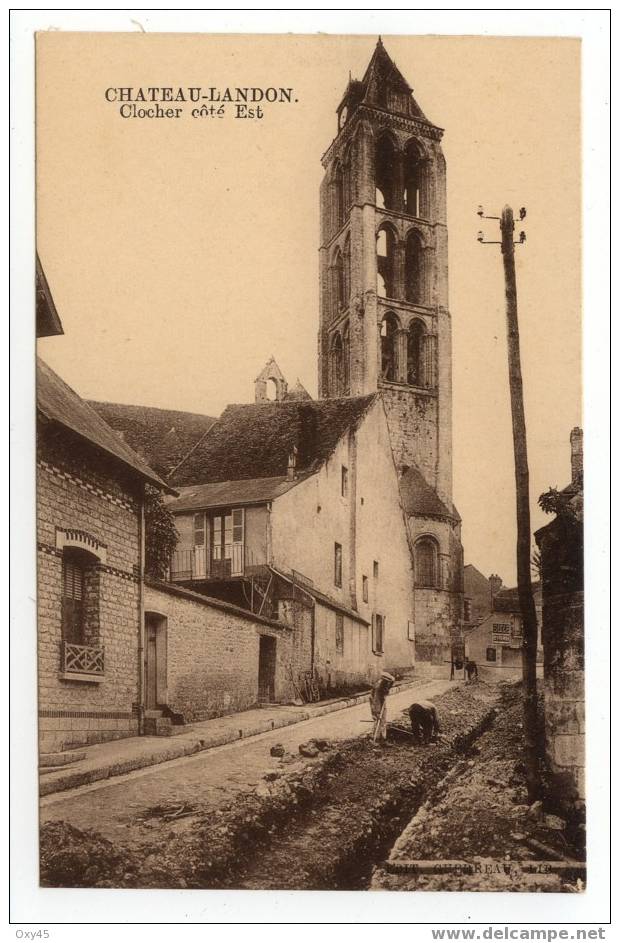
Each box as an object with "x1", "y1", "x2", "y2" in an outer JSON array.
[{"x1": 369, "y1": 671, "x2": 395, "y2": 745}]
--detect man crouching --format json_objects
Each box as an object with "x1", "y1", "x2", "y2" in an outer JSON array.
[{"x1": 408, "y1": 699, "x2": 440, "y2": 744}]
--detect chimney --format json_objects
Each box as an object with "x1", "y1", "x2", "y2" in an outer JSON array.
[
  {"x1": 488, "y1": 574, "x2": 503, "y2": 598},
  {"x1": 570, "y1": 427, "x2": 583, "y2": 487},
  {"x1": 287, "y1": 445, "x2": 298, "y2": 480}
]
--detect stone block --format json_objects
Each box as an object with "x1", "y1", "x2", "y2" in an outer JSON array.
[{"x1": 552, "y1": 733, "x2": 585, "y2": 769}]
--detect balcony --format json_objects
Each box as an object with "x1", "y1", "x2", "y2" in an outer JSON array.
[
  {"x1": 60, "y1": 640, "x2": 105, "y2": 682},
  {"x1": 170, "y1": 543, "x2": 258, "y2": 582}
]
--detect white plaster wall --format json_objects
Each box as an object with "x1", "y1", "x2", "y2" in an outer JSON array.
[{"x1": 271, "y1": 399, "x2": 415, "y2": 677}]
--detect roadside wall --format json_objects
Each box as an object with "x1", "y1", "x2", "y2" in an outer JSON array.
[{"x1": 144, "y1": 581, "x2": 295, "y2": 720}]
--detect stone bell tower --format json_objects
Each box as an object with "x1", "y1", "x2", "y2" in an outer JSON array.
[{"x1": 318, "y1": 38, "x2": 452, "y2": 507}]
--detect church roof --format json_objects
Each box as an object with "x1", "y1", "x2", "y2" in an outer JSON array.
[
  {"x1": 172, "y1": 394, "x2": 377, "y2": 487},
  {"x1": 38, "y1": 358, "x2": 172, "y2": 492},
  {"x1": 89, "y1": 401, "x2": 217, "y2": 478},
  {"x1": 399, "y1": 465, "x2": 460, "y2": 521},
  {"x1": 36, "y1": 256, "x2": 64, "y2": 338},
  {"x1": 352, "y1": 37, "x2": 429, "y2": 122}
]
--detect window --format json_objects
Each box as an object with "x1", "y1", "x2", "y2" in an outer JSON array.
[
  {"x1": 341, "y1": 465, "x2": 349, "y2": 498},
  {"x1": 407, "y1": 320, "x2": 425, "y2": 387},
  {"x1": 342, "y1": 321, "x2": 350, "y2": 393},
  {"x1": 380, "y1": 313, "x2": 399, "y2": 382},
  {"x1": 403, "y1": 139, "x2": 429, "y2": 218},
  {"x1": 335, "y1": 613, "x2": 344, "y2": 654},
  {"x1": 373, "y1": 613, "x2": 385, "y2": 654},
  {"x1": 376, "y1": 226, "x2": 397, "y2": 298},
  {"x1": 334, "y1": 543, "x2": 343, "y2": 587},
  {"x1": 62, "y1": 551, "x2": 86, "y2": 644},
  {"x1": 362, "y1": 575, "x2": 369, "y2": 603},
  {"x1": 486, "y1": 647, "x2": 497, "y2": 662},
  {"x1": 375, "y1": 134, "x2": 397, "y2": 210},
  {"x1": 405, "y1": 231, "x2": 426, "y2": 305},
  {"x1": 373, "y1": 560, "x2": 379, "y2": 579},
  {"x1": 407, "y1": 619, "x2": 415, "y2": 641},
  {"x1": 330, "y1": 332, "x2": 344, "y2": 396},
  {"x1": 463, "y1": 599, "x2": 472, "y2": 623},
  {"x1": 193, "y1": 512, "x2": 205, "y2": 546},
  {"x1": 414, "y1": 537, "x2": 439, "y2": 588}
]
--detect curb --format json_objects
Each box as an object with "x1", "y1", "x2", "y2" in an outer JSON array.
[{"x1": 40, "y1": 678, "x2": 422, "y2": 798}]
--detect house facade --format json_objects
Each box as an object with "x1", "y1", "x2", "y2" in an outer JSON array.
[{"x1": 165, "y1": 392, "x2": 416, "y2": 693}]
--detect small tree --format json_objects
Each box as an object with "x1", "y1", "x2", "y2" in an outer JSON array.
[{"x1": 144, "y1": 485, "x2": 179, "y2": 579}]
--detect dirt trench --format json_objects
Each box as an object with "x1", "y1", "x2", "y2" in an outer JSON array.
[{"x1": 40, "y1": 683, "x2": 500, "y2": 890}]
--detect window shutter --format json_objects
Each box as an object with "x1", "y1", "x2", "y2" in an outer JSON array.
[{"x1": 232, "y1": 508, "x2": 244, "y2": 543}]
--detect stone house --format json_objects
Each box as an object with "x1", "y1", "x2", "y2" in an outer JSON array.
[
  {"x1": 37, "y1": 358, "x2": 176, "y2": 752},
  {"x1": 535, "y1": 428, "x2": 584, "y2": 816},
  {"x1": 163, "y1": 387, "x2": 417, "y2": 693},
  {"x1": 464, "y1": 580, "x2": 543, "y2": 679}
]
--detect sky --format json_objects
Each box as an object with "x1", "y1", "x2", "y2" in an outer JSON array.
[{"x1": 36, "y1": 33, "x2": 582, "y2": 586}]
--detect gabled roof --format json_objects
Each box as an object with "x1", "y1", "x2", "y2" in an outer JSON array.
[
  {"x1": 284, "y1": 379, "x2": 312, "y2": 402},
  {"x1": 169, "y1": 476, "x2": 298, "y2": 513},
  {"x1": 36, "y1": 256, "x2": 64, "y2": 338},
  {"x1": 399, "y1": 465, "x2": 460, "y2": 521},
  {"x1": 172, "y1": 395, "x2": 377, "y2": 487},
  {"x1": 37, "y1": 358, "x2": 173, "y2": 493},
  {"x1": 89, "y1": 401, "x2": 217, "y2": 477},
  {"x1": 493, "y1": 582, "x2": 541, "y2": 614}
]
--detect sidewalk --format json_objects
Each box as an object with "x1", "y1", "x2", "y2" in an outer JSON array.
[{"x1": 40, "y1": 677, "x2": 420, "y2": 797}]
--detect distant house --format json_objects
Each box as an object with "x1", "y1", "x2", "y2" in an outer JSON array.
[{"x1": 463, "y1": 567, "x2": 542, "y2": 679}]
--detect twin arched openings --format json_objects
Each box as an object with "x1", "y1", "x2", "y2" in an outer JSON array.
[
  {"x1": 377, "y1": 224, "x2": 429, "y2": 305},
  {"x1": 380, "y1": 313, "x2": 430, "y2": 388},
  {"x1": 375, "y1": 134, "x2": 430, "y2": 218}
]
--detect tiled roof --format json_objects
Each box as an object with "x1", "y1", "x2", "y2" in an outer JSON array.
[
  {"x1": 172, "y1": 395, "x2": 377, "y2": 487},
  {"x1": 493, "y1": 581, "x2": 541, "y2": 613},
  {"x1": 399, "y1": 466, "x2": 460, "y2": 521},
  {"x1": 36, "y1": 256, "x2": 64, "y2": 338},
  {"x1": 89, "y1": 401, "x2": 217, "y2": 477},
  {"x1": 37, "y1": 358, "x2": 172, "y2": 492},
  {"x1": 168, "y1": 476, "x2": 299, "y2": 513}
]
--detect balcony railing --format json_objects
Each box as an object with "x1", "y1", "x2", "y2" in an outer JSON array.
[
  {"x1": 170, "y1": 543, "x2": 248, "y2": 582},
  {"x1": 61, "y1": 640, "x2": 105, "y2": 676}
]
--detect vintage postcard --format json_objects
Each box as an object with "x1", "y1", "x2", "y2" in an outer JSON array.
[{"x1": 13, "y1": 15, "x2": 608, "y2": 925}]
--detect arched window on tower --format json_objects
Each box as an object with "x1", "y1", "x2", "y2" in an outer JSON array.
[
  {"x1": 343, "y1": 233, "x2": 351, "y2": 305},
  {"x1": 376, "y1": 225, "x2": 396, "y2": 298},
  {"x1": 331, "y1": 332, "x2": 344, "y2": 396},
  {"x1": 375, "y1": 134, "x2": 397, "y2": 210},
  {"x1": 343, "y1": 145, "x2": 353, "y2": 214},
  {"x1": 332, "y1": 248, "x2": 346, "y2": 314},
  {"x1": 407, "y1": 320, "x2": 425, "y2": 387},
  {"x1": 342, "y1": 321, "x2": 351, "y2": 393},
  {"x1": 414, "y1": 537, "x2": 440, "y2": 588},
  {"x1": 333, "y1": 161, "x2": 345, "y2": 231},
  {"x1": 380, "y1": 312, "x2": 399, "y2": 382},
  {"x1": 405, "y1": 230, "x2": 426, "y2": 305},
  {"x1": 403, "y1": 140, "x2": 429, "y2": 218}
]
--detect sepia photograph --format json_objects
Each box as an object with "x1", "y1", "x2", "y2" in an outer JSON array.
[{"x1": 10, "y1": 11, "x2": 610, "y2": 926}]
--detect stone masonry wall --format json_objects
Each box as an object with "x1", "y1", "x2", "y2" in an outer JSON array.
[
  {"x1": 543, "y1": 591, "x2": 585, "y2": 810},
  {"x1": 37, "y1": 427, "x2": 142, "y2": 752},
  {"x1": 144, "y1": 582, "x2": 295, "y2": 721}
]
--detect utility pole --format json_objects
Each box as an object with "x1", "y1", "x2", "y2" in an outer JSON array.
[{"x1": 478, "y1": 204, "x2": 541, "y2": 801}]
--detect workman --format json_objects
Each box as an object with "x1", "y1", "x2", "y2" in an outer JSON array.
[
  {"x1": 408, "y1": 699, "x2": 440, "y2": 744},
  {"x1": 369, "y1": 671, "x2": 395, "y2": 745},
  {"x1": 465, "y1": 658, "x2": 478, "y2": 682}
]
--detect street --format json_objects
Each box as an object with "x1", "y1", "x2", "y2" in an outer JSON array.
[{"x1": 41, "y1": 678, "x2": 456, "y2": 844}]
